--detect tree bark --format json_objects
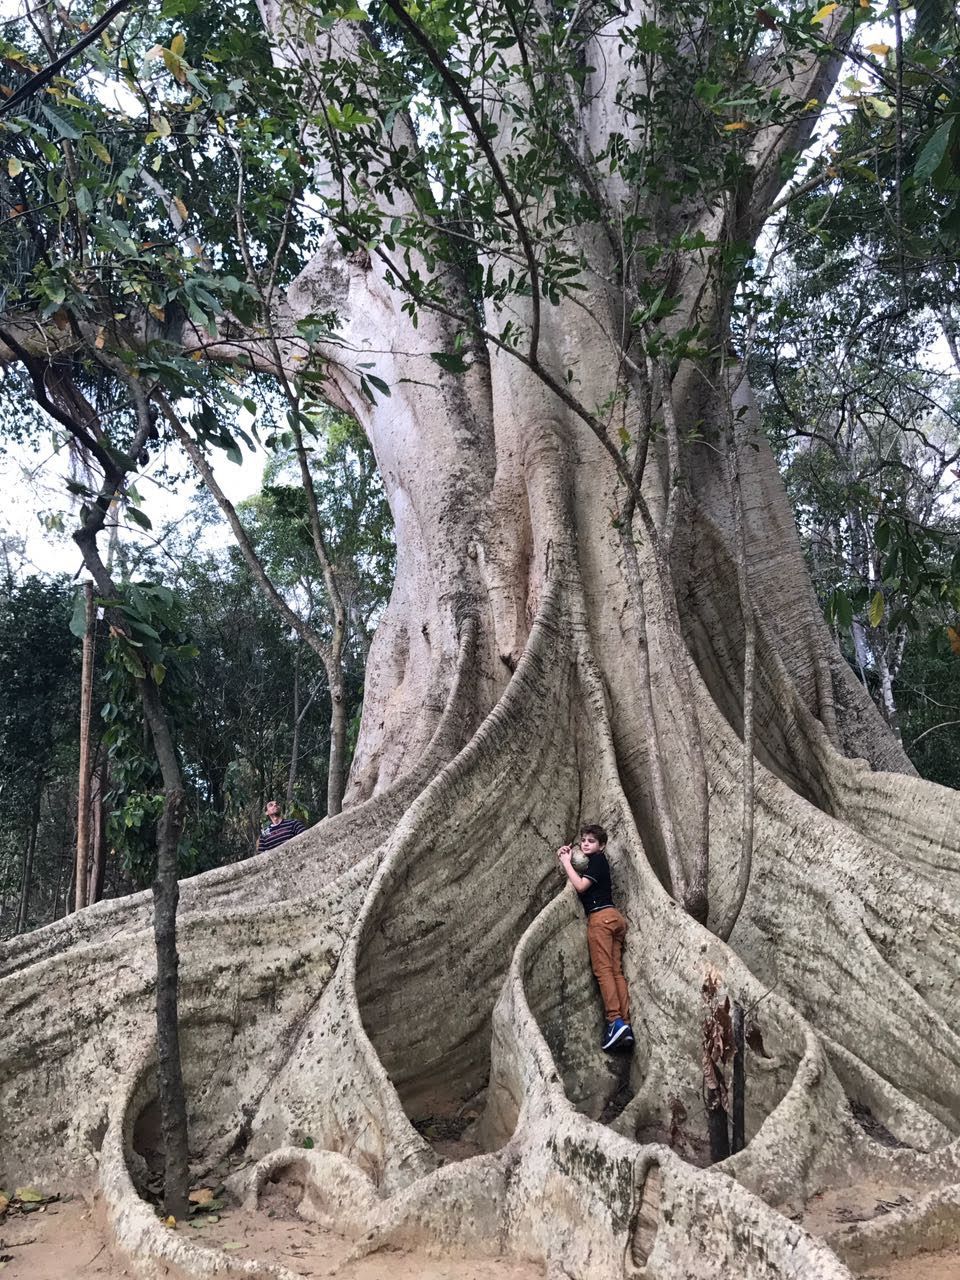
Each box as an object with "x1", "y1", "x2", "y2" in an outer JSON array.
[
  {"x1": 326, "y1": 672, "x2": 347, "y2": 819},
  {"x1": 88, "y1": 750, "x2": 109, "y2": 906},
  {"x1": 74, "y1": 580, "x2": 95, "y2": 912},
  {"x1": 147, "y1": 725, "x2": 190, "y2": 1221}
]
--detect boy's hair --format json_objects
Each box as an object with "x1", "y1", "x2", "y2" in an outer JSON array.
[{"x1": 580, "y1": 823, "x2": 608, "y2": 847}]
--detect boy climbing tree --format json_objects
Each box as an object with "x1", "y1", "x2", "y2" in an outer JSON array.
[{"x1": 557, "y1": 824, "x2": 635, "y2": 1052}]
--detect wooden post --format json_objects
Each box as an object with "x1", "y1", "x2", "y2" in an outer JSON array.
[
  {"x1": 731, "y1": 1003, "x2": 746, "y2": 1154},
  {"x1": 74, "y1": 581, "x2": 96, "y2": 912},
  {"x1": 706, "y1": 1086, "x2": 731, "y2": 1163}
]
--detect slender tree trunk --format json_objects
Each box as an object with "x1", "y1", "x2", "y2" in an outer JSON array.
[
  {"x1": 875, "y1": 648, "x2": 900, "y2": 739},
  {"x1": 78, "y1": 542, "x2": 191, "y2": 1220},
  {"x1": 74, "y1": 580, "x2": 95, "y2": 912},
  {"x1": 286, "y1": 644, "x2": 301, "y2": 809},
  {"x1": 65, "y1": 852, "x2": 76, "y2": 917},
  {"x1": 68, "y1": 371, "x2": 192, "y2": 1218},
  {"x1": 327, "y1": 671, "x2": 348, "y2": 818},
  {"x1": 88, "y1": 751, "x2": 109, "y2": 906},
  {"x1": 150, "y1": 759, "x2": 190, "y2": 1220},
  {"x1": 52, "y1": 796, "x2": 69, "y2": 920},
  {"x1": 851, "y1": 619, "x2": 871, "y2": 689},
  {"x1": 0, "y1": 856, "x2": 8, "y2": 934},
  {"x1": 15, "y1": 790, "x2": 41, "y2": 935}
]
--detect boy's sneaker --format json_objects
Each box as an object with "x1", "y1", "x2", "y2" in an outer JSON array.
[{"x1": 602, "y1": 1018, "x2": 632, "y2": 1052}]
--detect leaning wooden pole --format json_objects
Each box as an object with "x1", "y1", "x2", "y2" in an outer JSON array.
[{"x1": 74, "y1": 580, "x2": 96, "y2": 912}]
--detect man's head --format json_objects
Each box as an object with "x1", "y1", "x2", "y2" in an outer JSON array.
[
  {"x1": 579, "y1": 823, "x2": 608, "y2": 854},
  {"x1": 265, "y1": 799, "x2": 282, "y2": 822}
]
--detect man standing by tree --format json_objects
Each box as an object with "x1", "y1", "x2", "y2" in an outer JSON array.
[{"x1": 257, "y1": 800, "x2": 306, "y2": 854}]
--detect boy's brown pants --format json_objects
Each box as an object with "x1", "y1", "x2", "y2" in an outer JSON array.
[{"x1": 586, "y1": 907, "x2": 630, "y2": 1023}]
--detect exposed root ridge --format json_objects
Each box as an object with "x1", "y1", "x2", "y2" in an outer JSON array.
[
  {"x1": 701, "y1": 699, "x2": 960, "y2": 1138},
  {"x1": 827, "y1": 1181, "x2": 960, "y2": 1271},
  {"x1": 239, "y1": 582, "x2": 577, "y2": 1190},
  {"x1": 99, "y1": 1051, "x2": 303, "y2": 1279},
  {"x1": 0, "y1": 867, "x2": 367, "y2": 1185}
]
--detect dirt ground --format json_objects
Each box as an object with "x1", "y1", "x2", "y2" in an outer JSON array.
[
  {"x1": 801, "y1": 1180, "x2": 960, "y2": 1280},
  {"x1": 3, "y1": 1183, "x2": 960, "y2": 1278},
  {"x1": 0, "y1": 1191, "x2": 546, "y2": 1280}
]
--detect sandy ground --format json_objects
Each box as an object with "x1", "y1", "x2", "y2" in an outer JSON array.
[
  {"x1": 0, "y1": 1191, "x2": 545, "y2": 1280},
  {"x1": 802, "y1": 1179, "x2": 918, "y2": 1239},
  {"x1": 801, "y1": 1181, "x2": 960, "y2": 1280},
  {"x1": 3, "y1": 1183, "x2": 960, "y2": 1279}
]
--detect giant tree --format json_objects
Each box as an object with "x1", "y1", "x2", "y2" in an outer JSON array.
[{"x1": 2, "y1": 2, "x2": 960, "y2": 1279}]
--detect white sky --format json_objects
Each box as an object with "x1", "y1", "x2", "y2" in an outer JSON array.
[{"x1": 0, "y1": 428, "x2": 265, "y2": 579}]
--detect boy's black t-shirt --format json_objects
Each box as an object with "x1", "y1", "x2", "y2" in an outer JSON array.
[{"x1": 577, "y1": 851, "x2": 615, "y2": 916}]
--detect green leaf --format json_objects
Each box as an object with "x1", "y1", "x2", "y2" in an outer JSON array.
[
  {"x1": 126, "y1": 507, "x2": 153, "y2": 531},
  {"x1": 867, "y1": 590, "x2": 884, "y2": 628},
  {"x1": 866, "y1": 97, "x2": 893, "y2": 120},
  {"x1": 430, "y1": 351, "x2": 470, "y2": 374},
  {"x1": 151, "y1": 662, "x2": 166, "y2": 685},
  {"x1": 69, "y1": 590, "x2": 88, "y2": 638},
  {"x1": 88, "y1": 137, "x2": 112, "y2": 164},
  {"x1": 915, "y1": 119, "x2": 953, "y2": 185},
  {"x1": 118, "y1": 643, "x2": 145, "y2": 678},
  {"x1": 7, "y1": 156, "x2": 23, "y2": 177},
  {"x1": 42, "y1": 277, "x2": 66, "y2": 305},
  {"x1": 128, "y1": 618, "x2": 162, "y2": 641},
  {"x1": 830, "y1": 589, "x2": 854, "y2": 630},
  {"x1": 38, "y1": 103, "x2": 81, "y2": 139},
  {"x1": 915, "y1": 0, "x2": 951, "y2": 42}
]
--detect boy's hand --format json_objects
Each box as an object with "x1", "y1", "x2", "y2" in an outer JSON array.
[{"x1": 557, "y1": 844, "x2": 572, "y2": 863}]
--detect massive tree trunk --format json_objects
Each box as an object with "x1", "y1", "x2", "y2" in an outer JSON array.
[{"x1": 2, "y1": 6, "x2": 960, "y2": 1280}]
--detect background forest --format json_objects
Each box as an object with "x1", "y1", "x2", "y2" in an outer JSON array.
[{"x1": 0, "y1": 414, "x2": 394, "y2": 931}]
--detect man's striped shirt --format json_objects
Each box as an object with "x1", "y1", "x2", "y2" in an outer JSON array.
[{"x1": 258, "y1": 817, "x2": 305, "y2": 852}]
